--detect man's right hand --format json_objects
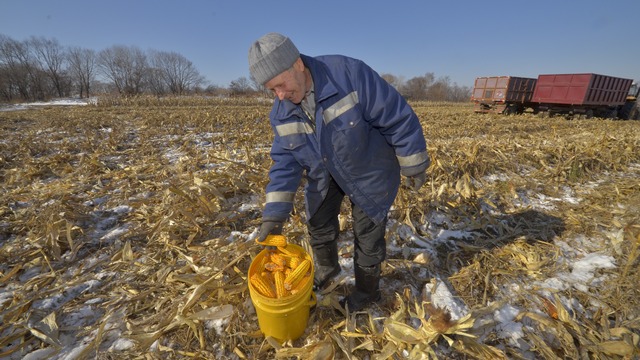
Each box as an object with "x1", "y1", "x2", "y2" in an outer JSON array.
[
  {"x1": 257, "y1": 221, "x2": 284, "y2": 242},
  {"x1": 404, "y1": 171, "x2": 427, "y2": 191}
]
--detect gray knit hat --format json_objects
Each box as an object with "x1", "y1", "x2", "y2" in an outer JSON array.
[{"x1": 248, "y1": 33, "x2": 300, "y2": 85}]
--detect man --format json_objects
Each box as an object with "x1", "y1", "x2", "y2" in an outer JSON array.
[{"x1": 250, "y1": 33, "x2": 429, "y2": 311}]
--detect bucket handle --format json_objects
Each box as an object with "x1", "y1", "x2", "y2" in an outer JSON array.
[{"x1": 308, "y1": 292, "x2": 317, "y2": 307}]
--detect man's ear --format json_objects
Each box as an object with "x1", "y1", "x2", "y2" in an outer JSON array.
[{"x1": 292, "y1": 57, "x2": 304, "y2": 72}]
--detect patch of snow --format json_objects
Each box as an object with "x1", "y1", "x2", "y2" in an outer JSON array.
[
  {"x1": 423, "y1": 279, "x2": 469, "y2": 321},
  {"x1": 560, "y1": 253, "x2": 616, "y2": 292},
  {"x1": 559, "y1": 186, "x2": 581, "y2": 204},
  {"x1": 482, "y1": 173, "x2": 510, "y2": 183},
  {"x1": 108, "y1": 338, "x2": 135, "y2": 351},
  {"x1": 32, "y1": 280, "x2": 102, "y2": 313},
  {"x1": 205, "y1": 317, "x2": 232, "y2": 336},
  {"x1": 83, "y1": 195, "x2": 109, "y2": 207},
  {"x1": 229, "y1": 231, "x2": 249, "y2": 242},
  {"x1": 61, "y1": 305, "x2": 103, "y2": 329},
  {"x1": 0, "y1": 97, "x2": 98, "y2": 112},
  {"x1": 21, "y1": 347, "x2": 58, "y2": 360},
  {"x1": 246, "y1": 227, "x2": 259, "y2": 241},
  {"x1": 99, "y1": 225, "x2": 130, "y2": 243},
  {"x1": 164, "y1": 147, "x2": 186, "y2": 164},
  {"x1": 238, "y1": 195, "x2": 261, "y2": 213},
  {"x1": 493, "y1": 304, "x2": 525, "y2": 347},
  {"x1": 0, "y1": 290, "x2": 14, "y2": 308}
]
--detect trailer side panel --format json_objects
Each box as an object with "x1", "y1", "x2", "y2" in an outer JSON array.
[
  {"x1": 532, "y1": 73, "x2": 632, "y2": 106},
  {"x1": 471, "y1": 76, "x2": 537, "y2": 103}
]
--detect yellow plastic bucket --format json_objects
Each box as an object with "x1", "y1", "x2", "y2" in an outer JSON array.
[{"x1": 248, "y1": 244, "x2": 316, "y2": 342}]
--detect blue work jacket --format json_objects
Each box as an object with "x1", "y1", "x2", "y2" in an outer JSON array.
[{"x1": 263, "y1": 54, "x2": 429, "y2": 225}]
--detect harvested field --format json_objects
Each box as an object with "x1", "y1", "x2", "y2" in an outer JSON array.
[{"x1": 1, "y1": 98, "x2": 639, "y2": 359}]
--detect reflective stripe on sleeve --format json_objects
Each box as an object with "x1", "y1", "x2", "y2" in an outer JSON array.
[
  {"x1": 275, "y1": 122, "x2": 314, "y2": 137},
  {"x1": 397, "y1": 151, "x2": 429, "y2": 168},
  {"x1": 323, "y1": 91, "x2": 359, "y2": 125},
  {"x1": 265, "y1": 191, "x2": 296, "y2": 204}
]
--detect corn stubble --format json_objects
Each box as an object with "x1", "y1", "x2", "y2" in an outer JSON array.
[{"x1": 1, "y1": 98, "x2": 639, "y2": 359}]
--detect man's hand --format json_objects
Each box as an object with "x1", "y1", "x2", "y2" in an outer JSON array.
[
  {"x1": 257, "y1": 221, "x2": 283, "y2": 242},
  {"x1": 404, "y1": 172, "x2": 426, "y2": 190}
]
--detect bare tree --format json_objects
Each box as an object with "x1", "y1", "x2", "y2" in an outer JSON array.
[
  {"x1": 401, "y1": 72, "x2": 435, "y2": 101},
  {"x1": 29, "y1": 36, "x2": 68, "y2": 97},
  {"x1": 0, "y1": 35, "x2": 17, "y2": 100},
  {"x1": 449, "y1": 84, "x2": 472, "y2": 102},
  {"x1": 395, "y1": 73, "x2": 471, "y2": 102},
  {"x1": 67, "y1": 47, "x2": 96, "y2": 98},
  {"x1": 204, "y1": 84, "x2": 228, "y2": 97},
  {"x1": 427, "y1": 76, "x2": 451, "y2": 101},
  {"x1": 149, "y1": 50, "x2": 204, "y2": 95},
  {"x1": 97, "y1": 45, "x2": 148, "y2": 95},
  {"x1": 229, "y1": 77, "x2": 253, "y2": 95},
  {"x1": 0, "y1": 35, "x2": 42, "y2": 100},
  {"x1": 0, "y1": 63, "x2": 9, "y2": 100},
  {"x1": 249, "y1": 73, "x2": 269, "y2": 95},
  {"x1": 145, "y1": 66, "x2": 167, "y2": 95},
  {"x1": 381, "y1": 73, "x2": 404, "y2": 90}
]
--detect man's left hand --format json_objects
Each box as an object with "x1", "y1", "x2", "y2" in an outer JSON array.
[{"x1": 404, "y1": 172, "x2": 426, "y2": 190}]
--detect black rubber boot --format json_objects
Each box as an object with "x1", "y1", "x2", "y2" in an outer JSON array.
[
  {"x1": 312, "y1": 242, "x2": 341, "y2": 290},
  {"x1": 340, "y1": 263, "x2": 382, "y2": 312}
]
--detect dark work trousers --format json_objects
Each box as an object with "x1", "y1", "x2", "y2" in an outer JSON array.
[{"x1": 307, "y1": 177, "x2": 387, "y2": 267}]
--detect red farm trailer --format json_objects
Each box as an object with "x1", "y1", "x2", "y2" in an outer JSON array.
[
  {"x1": 471, "y1": 76, "x2": 537, "y2": 114},
  {"x1": 471, "y1": 73, "x2": 639, "y2": 119},
  {"x1": 532, "y1": 73, "x2": 632, "y2": 118}
]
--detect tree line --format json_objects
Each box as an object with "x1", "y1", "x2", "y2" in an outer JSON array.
[
  {"x1": 381, "y1": 73, "x2": 471, "y2": 102},
  {"x1": 0, "y1": 34, "x2": 206, "y2": 101},
  {"x1": 240, "y1": 72, "x2": 471, "y2": 102},
  {"x1": 0, "y1": 34, "x2": 471, "y2": 102}
]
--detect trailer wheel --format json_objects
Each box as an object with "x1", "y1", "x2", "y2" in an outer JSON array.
[
  {"x1": 585, "y1": 109, "x2": 594, "y2": 119},
  {"x1": 619, "y1": 102, "x2": 638, "y2": 120},
  {"x1": 504, "y1": 104, "x2": 518, "y2": 115}
]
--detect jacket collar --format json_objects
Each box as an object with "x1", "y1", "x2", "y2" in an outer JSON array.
[
  {"x1": 301, "y1": 54, "x2": 338, "y2": 103},
  {"x1": 271, "y1": 54, "x2": 339, "y2": 122}
]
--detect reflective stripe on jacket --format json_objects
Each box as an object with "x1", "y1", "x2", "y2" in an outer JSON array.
[{"x1": 263, "y1": 54, "x2": 429, "y2": 224}]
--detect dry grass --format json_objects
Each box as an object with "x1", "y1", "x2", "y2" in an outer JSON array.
[{"x1": 1, "y1": 98, "x2": 639, "y2": 359}]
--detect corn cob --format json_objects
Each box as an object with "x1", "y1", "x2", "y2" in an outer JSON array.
[
  {"x1": 284, "y1": 259, "x2": 311, "y2": 290},
  {"x1": 289, "y1": 274, "x2": 310, "y2": 295},
  {"x1": 278, "y1": 245, "x2": 302, "y2": 257},
  {"x1": 251, "y1": 273, "x2": 276, "y2": 298},
  {"x1": 257, "y1": 234, "x2": 287, "y2": 247},
  {"x1": 264, "y1": 262, "x2": 285, "y2": 272},
  {"x1": 286, "y1": 255, "x2": 302, "y2": 270},
  {"x1": 270, "y1": 253, "x2": 287, "y2": 267},
  {"x1": 274, "y1": 270, "x2": 287, "y2": 298},
  {"x1": 258, "y1": 252, "x2": 270, "y2": 269},
  {"x1": 250, "y1": 242, "x2": 311, "y2": 298}
]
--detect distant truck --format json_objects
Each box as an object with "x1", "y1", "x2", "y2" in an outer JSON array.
[{"x1": 471, "y1": 73, "x2": 639, "y2": 119}]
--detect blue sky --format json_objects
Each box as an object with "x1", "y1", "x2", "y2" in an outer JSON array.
[{"x1": 2, "y1": 0, "x2": 639, "y2": 88}]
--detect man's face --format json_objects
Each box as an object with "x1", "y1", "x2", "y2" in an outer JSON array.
[{"x1": 264, "y1": 58, "x2": 307, "y2": 104}]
